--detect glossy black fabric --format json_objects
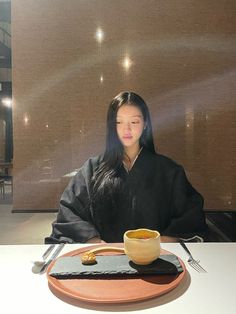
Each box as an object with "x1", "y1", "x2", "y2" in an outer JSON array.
[{"x1": 45, "y1": 148, "x2": 208, "y2": 243}]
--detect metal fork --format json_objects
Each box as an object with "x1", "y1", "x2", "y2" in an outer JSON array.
[
  {"x1": 32, "y1": 244, "x2": 56, "y2": 267},
  {"x1": 39, "y1": 243, "x2": 65, "y2": 274},
  {"x1": 180, "y1": 240, "x2": 207, "y2": 273}
]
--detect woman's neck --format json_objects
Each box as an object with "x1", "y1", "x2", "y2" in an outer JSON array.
[
  {"x1": 123, "y1": 145, "x2": 142, "y2": 171},
  {"x1": 124, "y1": 145, "x2": 141, "y2": 162}
]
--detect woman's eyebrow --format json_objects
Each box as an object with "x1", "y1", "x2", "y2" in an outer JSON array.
[{"x1": 117, "y1": 115, "x2": 142, "y2": 118}]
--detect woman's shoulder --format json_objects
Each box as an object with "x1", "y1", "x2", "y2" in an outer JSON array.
[
  {"x1": 143, "y1": 148, "x2": 182, "y2": 171},
  {"x1": 86, "y1": 154, "x2": 103, "y2": 166},
  {"x1": 82, "y1": 154, "x2": 103, "y2": 170},
  {"x1": 156, "y1": 153, "x2": 181, "y2": 168},
  {"x1": 72, "y1": 154, "x2": 103, "y2": 178}
]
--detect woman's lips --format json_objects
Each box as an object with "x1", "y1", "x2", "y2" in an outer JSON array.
[{"x1": 123, "y1": 135, "x2": 132, "y2": 139}]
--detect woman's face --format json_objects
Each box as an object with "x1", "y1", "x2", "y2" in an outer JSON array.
[{"x1": 116, "y1": 104, "x2": 145, "y2": 150}]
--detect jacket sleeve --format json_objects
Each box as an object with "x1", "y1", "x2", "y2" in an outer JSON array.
[
  {"x1": 162, "y1": 166, "x2": 208, "y2": 241},
  {"x1": 45, "y1": 159, "x2": 100, "y2": 244}
]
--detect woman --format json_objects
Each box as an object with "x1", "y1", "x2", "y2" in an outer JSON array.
[{"x1": 45, "y1": 91, "x2": 208, "y2": 244}]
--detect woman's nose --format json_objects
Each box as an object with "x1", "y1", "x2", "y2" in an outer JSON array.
[{"x1": 124, "y1": 123, "x2": 131, "y2": 131}]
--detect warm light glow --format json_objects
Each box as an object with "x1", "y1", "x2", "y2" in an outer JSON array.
[
  {"x1": 122, "y1": 55, "x2": 133, "y2": 71},
  {"x1": 24, "y1": 114, "x2": 29, "y2": 125},
  {"x1": 185, "y1": 106, "x2": 194, "y2": 129},
  {"x1": 2, "y1": 97, "x2": 12, "y2": 108},
  {"x1": 100, "y1": 75, "x2": 104, "y2": 83},
  {"x1": 95, "y1": 28, "x2": 104, "y2": 43}
]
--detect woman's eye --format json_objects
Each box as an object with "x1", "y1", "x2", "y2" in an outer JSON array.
[
  {"x1": 132, "y1": 121, "x2": 140, "y2": 124},
  {"x1": 116, "y1": 121, "x2": 122, "y2": 124}
]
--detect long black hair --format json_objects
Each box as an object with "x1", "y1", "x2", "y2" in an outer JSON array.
[
  {"x1": 94, "y1": 91, "x2": 155, "y2": 189},
  {"x1": 91, "y1": 91, "x2": 156, "y2": 237}
]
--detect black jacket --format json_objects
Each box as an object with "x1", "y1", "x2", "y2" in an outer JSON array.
[{"x1": 45, "y1": 148, "x2": 208, "y2": 243}]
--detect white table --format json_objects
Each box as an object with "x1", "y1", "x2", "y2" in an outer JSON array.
[{"x1": 0, "y1": 243, "x2": 235, "y2": 314}]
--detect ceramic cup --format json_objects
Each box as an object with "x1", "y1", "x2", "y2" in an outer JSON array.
[{"x1": 123, "y1": 228, "x2": 161, "y2": 265}]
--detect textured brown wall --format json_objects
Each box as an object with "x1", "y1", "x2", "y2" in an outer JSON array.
[{"x1": 12, "y1": 0, "x2": 236, "y2": 211}]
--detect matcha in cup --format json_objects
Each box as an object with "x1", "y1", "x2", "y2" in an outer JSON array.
[{"x1": 124, "y1": 228, "x2": 161, "y2": 265}]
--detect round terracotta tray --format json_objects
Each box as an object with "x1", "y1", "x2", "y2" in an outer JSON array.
[{"x1": 47, "y1": 243, "x2": 186, "y2": 304}]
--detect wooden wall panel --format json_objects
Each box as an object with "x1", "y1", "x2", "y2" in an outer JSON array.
[{"x1": 11, "y1": 0, "x2": 236, "y2": 211}]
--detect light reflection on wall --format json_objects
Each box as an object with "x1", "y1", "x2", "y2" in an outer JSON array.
[
  {"x1": 121, "y1": 55, "x2": 133, "y2": 72},
  {"x1": 23, "y1": 114, "x2": 29, "y2": 126},
  {"x1": 95, "y1": 27, "x2": 104, "y2": 44},
  {"x1": 185, "y1": 104, "x2": 194, "y2": 162}
]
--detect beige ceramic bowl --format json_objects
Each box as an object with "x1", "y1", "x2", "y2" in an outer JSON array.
[{"x1": 124, "y1": 228, "x2": 161, "y2": 265}]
